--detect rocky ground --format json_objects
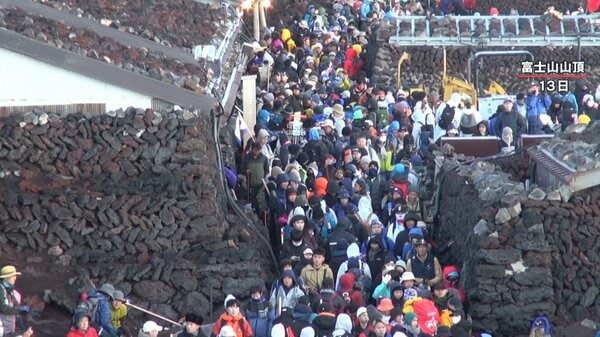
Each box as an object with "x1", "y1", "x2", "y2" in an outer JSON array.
[
  {"x1": 0, "y1": 7, "x2": 210, "y2": 94},
  {"x1": 0, "y1": 108, "x2": 275, "y2": 337},
  {"x1": 434, "y1": 122, "x2": 600, "y2": 336},
  {"x1": 35, "y1": 0, "x2": 230, "y2": 51}
]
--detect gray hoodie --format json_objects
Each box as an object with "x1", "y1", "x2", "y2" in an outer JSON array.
[{"x1": 332, "y1": 314, "x2": 353, "y2": 337}]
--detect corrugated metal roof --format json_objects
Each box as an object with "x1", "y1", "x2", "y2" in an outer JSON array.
[
  {"x1": 528, "y1": 146, "x2": 600, "y2": 192},
  {"x1": 0, "y1": 28, "x2": 217, "y2": 111}
]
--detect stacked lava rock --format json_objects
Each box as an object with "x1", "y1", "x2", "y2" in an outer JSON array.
[
  {"x1": 373, "y1": 44, "x2": 600, "y2": 94},
  {"x1": 0, "y1": 108, "x2": 274, "y2": 320}
]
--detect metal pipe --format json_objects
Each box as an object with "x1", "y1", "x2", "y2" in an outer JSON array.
[
  {"x1": 577, "y1": 34, "x2": 582, "y2": 61},
  {"x1": 468, "y1": 50, "x2": 534, "y2": 95},
  {"x1": 126, "y1": 301, "x2": 183, "y2": 327}
]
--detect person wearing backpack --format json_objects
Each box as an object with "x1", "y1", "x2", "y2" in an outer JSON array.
[
  {"x1": 435, "y1": 93, "x2": 462, "y2": 142},
  {"x1": 68, "y1": 312, "x2": 99, "y2": 337},
  {"x1": 458, "y1": 97, "x2": 481, "y2": 136},
  {"x1": 83, "y1": 283, "x2": 119, "y2": 337},
  {"x1": 110, "y1": 291, "x2": 130, "y2": 337},
  {"x1": 335, "y1": 243, "x2": 372, "y2": 289},
  {"x1": 211, "y1": 295, "x2": 253, "y2": 337},
  {"x1": 244, "y1": 287, "x2": 272, "y2": 337},
  {"x1": 0, "y1": 266, "x2": 31, "y2": 337}
]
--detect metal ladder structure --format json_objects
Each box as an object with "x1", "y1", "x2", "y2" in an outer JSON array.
[{"x1": 389, "y1": 14, "x2": 600, "y2": 47}]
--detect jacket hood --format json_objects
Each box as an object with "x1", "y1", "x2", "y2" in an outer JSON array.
[
  {"x1": 282, "y1": 28, "x2": 292, "y2": 41},
  {"x1": 388, "y1": 121, "x2": 400, "y2": 135},
  {"x1": 390, "y1": 281, "x2": 403, "y2": 293},
  {"x1": 308, "y1": 127, "x2": 320, "y2": 141},
  {"x1": 443, "y1": 265, "x2": 459, "y2": 279},
  {"x1": 345, "y1": 48, "x2": 357, "y2": 60},
  {"x1": 336, "y1": 217, "x2": 352, "y2": 231},
  {"x1": 334, "y1": 313, "x2": 353, "y2": 333},
  {"x1": 367, "y1": 234, "x2": 384, "y2": 248},
  {"x1": 408, "y1": 227, "x2": 424, "y2": 238},
  {"x1": 281, "y1": 269, "x2": 298, "y2": 285},
  {"x1": 346, "y1": 242, "x2": 360, "y2": 258},
  {"x1": 339, "y1": 272, "x2": 355, "y2": 292}
]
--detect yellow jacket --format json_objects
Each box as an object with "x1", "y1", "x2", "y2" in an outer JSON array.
[
  {"x1": 281, "y1": 29, "x2": 296, "y2": 53},
  {"x1": 111, "y1": 304, "x2": 128, "y2": 329},
  {"x1": 439, "y1": 309, "x2": 453, "y2": 327}
]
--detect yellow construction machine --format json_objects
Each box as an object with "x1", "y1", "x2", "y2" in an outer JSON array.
[{"x1": 397, "y1": 48, "x2": 515, "y2": 118}]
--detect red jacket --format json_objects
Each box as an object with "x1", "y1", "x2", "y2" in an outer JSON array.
[{"x1": 66, "y1": 327, "x2": 99, "y2": 337}]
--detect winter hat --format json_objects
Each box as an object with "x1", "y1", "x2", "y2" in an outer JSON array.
[
  {"x1": 185, "y1": 313, "x2": 204, "y2": 325},
  {"x1": 224, "y1": 294, "x2": 239, "y2": 308},
  {"x1": 334, "y1": 313, "x2": 353, "y2": 333},
  {"x1": 272, "y1": 324, "x2": 286, "y2": 337},
  {"x1": 271, "y1": 167, "x2": 283, "y2": 180},
  {"x1": 264, "y1": 92, "x2": 275, "y2": 103},
  {"x1": 311, "y1": 94, "x2": 322, "y2": 105},
  {"x1": 300, "y1": 327, "x2": 316, "y2": 337},
  {"x1": 257, "y1": 128, "x2": 270, "y2": 140},
  {"x1": 356, "y1": 307, "x2": 368, "y2": 318},
  {"x1": 404, "y1": 312, "x2": 417, "y2": 326}
]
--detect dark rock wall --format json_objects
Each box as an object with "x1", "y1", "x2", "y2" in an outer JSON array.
[
  {"x1": 373, "y1": 44, "x2": 600, "y2": 95},
  {"x1": 436, "y1": 163, "x2": 582, "y2": 336},
  {"x1": 0, "y1": 108, "x2": 274, "y2": 320}
]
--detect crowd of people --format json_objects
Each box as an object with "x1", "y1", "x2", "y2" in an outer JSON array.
[{"x1": 224, "y1": 0, "x2": 600, "y2": 337}]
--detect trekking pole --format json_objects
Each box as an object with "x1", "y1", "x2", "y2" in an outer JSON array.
[
  {"x1": 247, "y1": 170, "x2": 251, "y2": 201},
  {"x1": 125, "y1": 301, "x2": 183, "y2": 327}
]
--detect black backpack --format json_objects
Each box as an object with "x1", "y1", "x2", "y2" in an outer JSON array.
[
  {"x1": 438, "y1": 105, "x2": 456, "y2": 130},
  {"x1": 346, "y1": 257, "x2": 372, "y2": 294}
]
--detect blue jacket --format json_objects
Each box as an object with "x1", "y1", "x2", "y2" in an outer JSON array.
[
  {"x1": 245, "y1": 296, "x2": 272, "y2": 337},
  {"x1": 87, "y1": 290, "x2": 118, "y2": 336},
  {"x1": 525, "y1": 94, "x2": 551, "y2": 134}
]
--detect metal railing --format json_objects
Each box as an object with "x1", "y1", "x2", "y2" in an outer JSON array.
[{"x1": 390, "y1": 14, "x2": 600, "y2": 46}]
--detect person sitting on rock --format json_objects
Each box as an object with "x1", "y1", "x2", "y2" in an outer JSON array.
[
  {"x1": 176, "y1": 313, "x2": 207, "y2": 337},
  {"x1": 211, "y1": 295, "x2": 253, "y2": 337},
  {"x1": 86, "y1": 283, "x2": 119, "y2": 337},
  {"x1": 301, "y1": 247, "x2": 335, "y2": 296},
  {"x1": 67, "y1": 312, "x2": 98, "y2": 337},
  {"x1": 244, "y1": 286, "x2": 272, "y2": 337},
  {"x1": 137, "y1": 321, "x2": 162, "y2": 337},
  {"x1": 269, "y1": 270, "x2": 306, "y2": 314},
  {"x1": 406, "y1": 240, "x2": 442, "y2": 290},
  {"x1": 110, "y1": 291, "x2": 130, "y2": 337}
]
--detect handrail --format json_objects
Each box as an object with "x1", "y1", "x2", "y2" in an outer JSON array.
[{"x1": 392, "y1": 14, "x2": 600, "y2": 45}]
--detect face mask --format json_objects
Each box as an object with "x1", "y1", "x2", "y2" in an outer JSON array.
[
  {"x1": 451, "y1": 316, "x2": 461, "y2": 324},
  {"x1": 368, "y1": 168, "x2": 378, "y2": 178},
  {"x1": 587, "y1": 100, "x2": 595, "y2": 108}
]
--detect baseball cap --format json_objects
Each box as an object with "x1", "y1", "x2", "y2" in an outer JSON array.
[{"x1": 143, "y1": 321, "x2": 163, "y2": 332}]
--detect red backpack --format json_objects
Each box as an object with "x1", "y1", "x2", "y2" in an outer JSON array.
[{"x1": 413, "y1": 299, "x2": 440, "y2": 336}]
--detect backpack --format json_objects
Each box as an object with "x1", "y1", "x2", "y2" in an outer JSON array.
[
  {"x1": 377, "y1": 104, "x2": 390, "y2": 129},
  {"x1": 438, "y1": 105, "x2": 455, "y2": 130},
  {"x1": 531, "y1": 315, "x2": 552, "y2": 336},
  {"x1": 346, "y1": 257, "x2": 372, "y2": 293},
  {"x1": 73, "y1": 297, "x2": 100, "y2": 328},
  {"x1": 412, "y1": 298, "x2": 440, "y2": 336}
]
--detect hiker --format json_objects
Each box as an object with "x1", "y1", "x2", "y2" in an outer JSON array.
[
  {"x1": 85, "y1": 283, "x2": 119, "y2": 337},
  {"x1": 110, "y1": 291, "x2": 129, "y2": 337},
  {"x1": 175, "y1": 314, "x2": 207, "y2": 337},
  {"x1": 0, "y1": 266, "x2": 31, "y2": 337},
  {"x1": 244, "y1": 286, "x2": 272, "y2": 337},
  {"x1": 137, "y1": 321, "x2": 162, "y2": 337},
  {"x1": 67, "y1": 313, "x2": 98, "y2": 337},
  {"x1": 211, "y1": 295, "x2": 253, "y2": 337}
]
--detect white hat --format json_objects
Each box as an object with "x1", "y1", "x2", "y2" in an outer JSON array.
[
  {"x1": 224, "y1": 294, "x2": 237, "y2": 308},
  {"x1": 417, "y1": 221, "x2": 427, "y2": 228},
  {"x1": 400, "y1": 271, "x2": 416, "y2": 283},
  {"x1": 219, "y1": 326, "x2": 237, "y2": 337},
  {"x1": 303, "y1": 248, "x2": 314, "y2": 255},
  {"x1": 272, "y1": 323, "x2": 286, "y2": 337},
  {"x1": 357, "y1": 307, "x2": 368, "y2": 317},
  {"x1": 323, "y1": 119, "x2": 335, "y2": 128},
  {"x1": 143, "y1": 321, "x2": 163, "y2": 332}
]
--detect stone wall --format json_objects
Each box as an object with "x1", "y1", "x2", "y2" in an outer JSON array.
[
  {"x1": 437, "y1": 146, "x2": 600, "y2": 336},
  {"x1": 0, "y1": 108, "x2": 275, "y2": 320}
]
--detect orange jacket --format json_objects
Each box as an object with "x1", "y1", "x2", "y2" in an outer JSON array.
[{"x1": 211, "y1": 312, "x2": 254, "y2": 337}]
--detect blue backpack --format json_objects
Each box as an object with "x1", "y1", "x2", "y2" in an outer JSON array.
[{"x1": 531, "y1": 315, "x2": 551, "y2": 336}]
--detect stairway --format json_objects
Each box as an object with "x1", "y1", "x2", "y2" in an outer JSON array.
[{"x1": 389, "y1": 14, "x2": 600, "y2": 47}]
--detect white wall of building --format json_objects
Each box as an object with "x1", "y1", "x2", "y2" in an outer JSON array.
[{"x1": 0, "y1": 48, "x2": 151, "y2": 111}]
